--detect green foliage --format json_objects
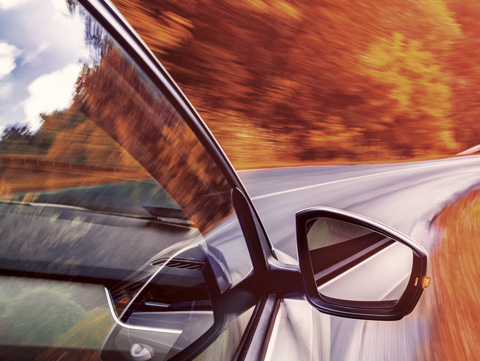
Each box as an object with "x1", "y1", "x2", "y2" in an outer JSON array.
[
  {"x1": 1, "y1": 125, "x2": 34, "y2": 143},
  {"x1": 0, "y1": 284, "x2": 85, "y2": 346},
  {"x1": 0, "y1": 125, "x2": 36, "y2": 155}
]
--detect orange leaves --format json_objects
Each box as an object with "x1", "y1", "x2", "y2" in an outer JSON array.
[
  {"x1": 236, "y1": 0, "x2": 302, "y2": 20},
  {"x1": 360, "y1": 32, "x2": 458, "y2": 153},
  {"x1": 75, "y1": 48, "x2": 232, "y2": 232},
  {"x1": 113, "y1": 0, "x2": 194, "y2": 55},
  {"x1": 427, "y1": 188, "x2": 480, "y2": 361},
  {"x1": 108, "y1": 0, "x2": 478, "y2": 165}
]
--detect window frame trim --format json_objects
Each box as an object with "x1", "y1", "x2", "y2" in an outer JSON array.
[
  {"x1": 77, "y1": 1, "x2": 280, "y2": 360},
  {"x1": 82, "y1": 0, "x2": 276, "y2": 256}
]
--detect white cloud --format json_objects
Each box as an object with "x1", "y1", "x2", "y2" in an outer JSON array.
[
  {"x1": 50, "y1": 0, "x2": 68, "y2": 12},
  {"x1": 20, "y1": 41, "x2": 49, "y2": 66},
  {"x1": 0, "y1": 41, "x2": 21, "y2": 81},
  {"x1": 23, "y1": 63, "x2": 82, "y2": 131},
  {"x1": 0, "y1": 0, "x2": 30, "y2": 11},
  {"x1": 0, "y1": 79, "x2": 13, "y2": 99}
]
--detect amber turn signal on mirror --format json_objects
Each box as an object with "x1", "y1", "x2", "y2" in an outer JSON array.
[{"x1": 422, "y1": 276, "x2": 431, "y2": 289}]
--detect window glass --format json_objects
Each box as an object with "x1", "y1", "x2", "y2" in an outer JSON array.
[{"x1": 0, "y1": 1, "x2": 254, "y2": 360}]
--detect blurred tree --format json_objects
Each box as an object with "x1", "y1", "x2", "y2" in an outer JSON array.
[
  {"x1": 361, "y1": 33, "x2": 458, "y2": 156},
  {"x1": 445, "y1": 1, "x2": 480, "y2": 150},
  {"x1": 96, "y1": 0, "x2": 469, "y2": 163},
  {"x1": 1, "y1": 126, "x2": 34, "y2": 143},
  {"x1": 0, "y1": 125, "x2": 36, "y2": 155}
]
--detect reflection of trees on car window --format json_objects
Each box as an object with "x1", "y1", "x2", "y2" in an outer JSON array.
[
  {"x1": 74, "y1": 47, "x2": 232, "y2": 232},
  {"x1": 0, "y1": 8, "x2": 232, "y2": 233}
]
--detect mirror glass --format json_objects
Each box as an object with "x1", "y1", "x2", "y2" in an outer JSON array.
[{"x1": 306, "y1": 217, "x2": 413, "y2": 303}]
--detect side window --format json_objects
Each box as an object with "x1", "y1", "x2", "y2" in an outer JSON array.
[{"x1": 0, "y1": 1, "x2": 255, "y2": 360}]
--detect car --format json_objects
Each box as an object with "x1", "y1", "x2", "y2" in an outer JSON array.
[{"x1": 0, "y1": 0, "x2": 429, "y2": 360}]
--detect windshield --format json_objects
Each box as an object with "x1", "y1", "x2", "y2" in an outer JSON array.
[{"x1": 0, "y1": 2, "x2": 255, "y2": 360}]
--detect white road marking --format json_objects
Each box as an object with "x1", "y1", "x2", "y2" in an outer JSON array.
[{"x1": 251, "y1": 157, "x2": 480, "y2": 200}]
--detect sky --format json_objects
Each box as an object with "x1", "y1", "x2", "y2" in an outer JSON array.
[{"x1": 0, "y1": 0, "x2": 89, "y2": 134}]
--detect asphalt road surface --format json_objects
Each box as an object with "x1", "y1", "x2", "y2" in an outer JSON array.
[
  {"x1": 317, "y1": 242, "x2": 412, "y2": 302},
  {"x1": 238, "y1": 155, "x2": 480, "y2": 361}
]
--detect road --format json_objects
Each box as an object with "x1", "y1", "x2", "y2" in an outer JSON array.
[
  {"x1": 238, "y1": 155, "x2": 480, "y2": 361},
  {"x1": 317, "y1": 242, "x2": 412, "y2": 302}
]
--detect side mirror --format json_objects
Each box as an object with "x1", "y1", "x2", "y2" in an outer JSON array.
[{"x1": 296, "y1": 207, "x2": 429, "y2": 321}]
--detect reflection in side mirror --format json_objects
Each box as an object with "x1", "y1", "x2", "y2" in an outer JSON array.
[
  {"x1": 307, "y1": 217, "x2": 413, "y2": 303},
  {"x1": 297, "y1": 207, "x2": 429, "y2": 321}
]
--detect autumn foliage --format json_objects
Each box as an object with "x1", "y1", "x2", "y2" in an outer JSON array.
[
  {"x1": 428, "y1": 188, "x2": 480, "y2": 360},
  {"x1": 111, "y1": 0, "x2": 480, "y2": 167},
  {"x1": 75, "y1": 48, "x2": 232, "y2": 232}
]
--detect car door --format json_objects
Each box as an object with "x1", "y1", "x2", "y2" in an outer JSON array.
[{"x1": 0, "y1": 1, "x2": 276, "y2": 360}]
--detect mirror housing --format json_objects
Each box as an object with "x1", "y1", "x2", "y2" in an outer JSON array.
[{"x1": 296, "y1": 207, "x2": 429, "y2": 321}]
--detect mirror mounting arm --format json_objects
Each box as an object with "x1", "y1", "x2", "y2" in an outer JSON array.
[{"x1": 268, "y1": 258, "x2": 304, "y2": 300}]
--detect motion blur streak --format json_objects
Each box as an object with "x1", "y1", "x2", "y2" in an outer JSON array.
[
  {"x1": 113, "y1": 0, "x2": 480, "y2": 169},
  {"x1": 426, "y1": 188, "x2": 480, "y2": 361},
  {"x1": 251, "y1": 156, "x2": 480, "y2": 200}
]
